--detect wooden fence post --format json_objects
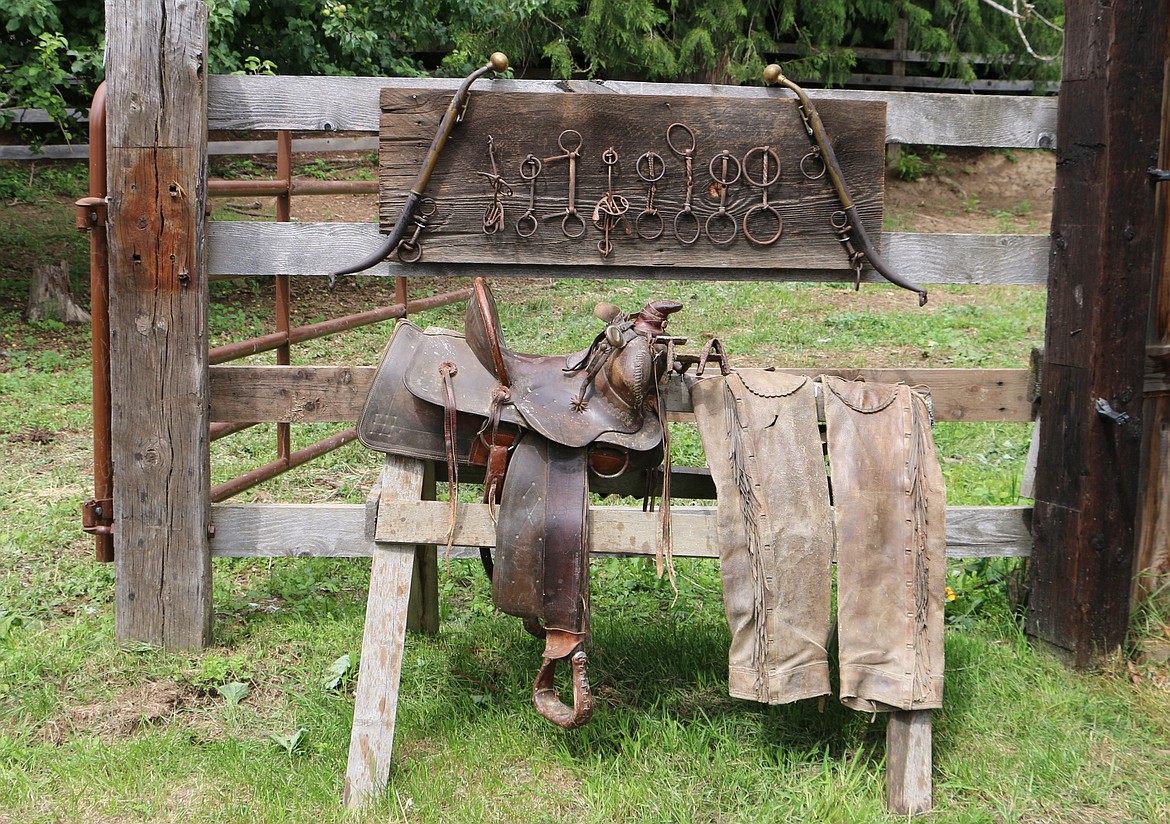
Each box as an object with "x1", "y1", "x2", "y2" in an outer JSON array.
[
  {"x1": 105, "y1": 0, "x2": 212, "y2": 649},
  {"x1": 1027, "y1": 0, "x2": 1168, "y2": 666},
  {"x1": 1133, "y1": 28, "x2": 1170, "y2": 608}
]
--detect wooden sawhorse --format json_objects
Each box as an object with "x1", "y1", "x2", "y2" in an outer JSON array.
[{"x1": 343, "y1": 455, "x2": 933, "y2": 814}]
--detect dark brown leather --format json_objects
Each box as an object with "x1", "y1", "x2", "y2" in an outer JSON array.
[{"x1": 357, "y1": 277, "x2": 679, "y2": 729}]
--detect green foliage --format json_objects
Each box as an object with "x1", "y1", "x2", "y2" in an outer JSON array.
[
  {"x1": 3, "y1": 1, "x2": 1063, "y2": 145},
  {"x1": 0, "y1": 1, "x2": 104, "y2": 143}
]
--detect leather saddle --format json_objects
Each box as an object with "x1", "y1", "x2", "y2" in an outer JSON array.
[{"x1": 359, "y1": 277, "x2": 682, "y2": 728}]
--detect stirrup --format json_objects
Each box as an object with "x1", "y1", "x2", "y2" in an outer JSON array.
[{"x1": 532, "y1": 647, "x2": 593, "y2": 729}]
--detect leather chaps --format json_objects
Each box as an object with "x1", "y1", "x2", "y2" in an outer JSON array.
[{"x1": 692, "y1": 371, "x2": 945, "y2": 712}]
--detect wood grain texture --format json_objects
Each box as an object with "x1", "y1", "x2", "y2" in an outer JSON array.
[
  {"x1": 887, "y1": 710, "x2": 933, "y2": 815},
  {"x1": 207, "y1": 221, "x2": 1049, "y2": 284},
  {"x1": 1027, "y1": 0, "x2": 1166, "y2": 666},
  {"x1": 208, "y1": 75, "x2": 1058, "y2": 149},
  {"x1": 378, "y1": 90, "x2": 884, "y2": 270},
  {"x1": 343, "y1": 456, "x2": 424, "y2": 808},
  {"x1": 211, "y1": 503, "x2": 1031, "y2": 559},
  {"x1": 210, "y1": 365, "x2": 1031, "y2": 424},
  {"x1": 106, "y1": 1, "x2": 212, "y2": 650}
]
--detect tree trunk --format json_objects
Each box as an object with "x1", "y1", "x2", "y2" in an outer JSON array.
[{"x1": 25, "y1": 260, "x2": 91, "y2": 324}]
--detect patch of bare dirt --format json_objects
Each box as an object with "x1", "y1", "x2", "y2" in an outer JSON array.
[
  {"x1": 40, "y1": 680, "x2": 205, "y2": 745},
  {"x1": 885, "y1": 146, "x2": 1055, "y2": 234}
]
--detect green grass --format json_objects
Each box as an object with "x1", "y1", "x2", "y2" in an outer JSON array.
[{"x1": 3, "y1": 159, "x2": 1170, "y2": 822}]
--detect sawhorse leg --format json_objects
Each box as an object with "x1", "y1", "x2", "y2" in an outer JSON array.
[
  {"x1": 886, "y1": 709, "x2": 932, "y2": 815},
  {"x1": 343, "y1": 455, "x2": 428, "y2": 808}
]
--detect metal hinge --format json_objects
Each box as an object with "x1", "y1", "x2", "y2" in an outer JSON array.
[
  {"x1": 81, "y1": 498, "x2": 114, "y2": 536},
  {"x1": 74, "y1": 197, "x2": 108, "y2": 232}
]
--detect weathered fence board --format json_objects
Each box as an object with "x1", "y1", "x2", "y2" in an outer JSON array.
[
  {"x1": 207, "y1": 221, "x2": 1049, "y2": 284},
  {"x1": 378, "y1": 90, "x2": 884, "y2": 269},
  {"x1": 209, "y1": 502, "x2": 1033, "y2": 560},
  {"x1": 209, "y1": 366, "x2": 1032, "y2": 424},
  {"x1": 208, "y1": 75, "x2": 1058, "y2": 149}
]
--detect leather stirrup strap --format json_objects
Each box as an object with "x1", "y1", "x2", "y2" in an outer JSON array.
[
  {"x1": 532, "y1": 630, "x2": 593, "y2": 728},
  {"x1": 439, "y1": 361, "x2": 460, "y2": 558}
]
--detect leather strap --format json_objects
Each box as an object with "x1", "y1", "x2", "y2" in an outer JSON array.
[
  {"x1": 473, "y1": 277, "x2": 511, "y2": 387},
  {"x1": 439, "y1": 361, "x2": 460, "y2": 555}
]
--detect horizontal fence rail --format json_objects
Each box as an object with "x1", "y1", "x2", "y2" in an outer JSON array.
[
  {"x1": 208, "y1": 502, "x2": 1033, "y2": 560},
  {"x1": 208, "y1": 75, "x2": 1058, "y2": 149},
  {"x1": 207, "y1": 222, "x2": 1050, "y2": 285}
]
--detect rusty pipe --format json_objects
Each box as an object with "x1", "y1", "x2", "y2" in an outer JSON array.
[
  {"x1": 209, "y1": 287, "x2": 472, "y2": 365},
  {"x1": 210, "y1": 427, "x2": 359, "y2": 502},
  {"x1": 85, "y1": 81, "x2": 114, "y2": 562},
  {"x1": 763, "y1": 64, "x2": 928, "y2": 305},
  {"x1": 207, "y1": 178, "x2": 378, "y2": 197},
  {"x1": 331, "y1": 52, "x2": 509, "y2": 277}
]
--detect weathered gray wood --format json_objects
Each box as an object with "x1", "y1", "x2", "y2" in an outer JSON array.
[
  {"x1": 343, "y1": 456, "x2": 424, "y2": 808},
  {"x1": 207, "y1": 221, "x2": 1049, "y2": 285},
  {"x1": 210, "y1": 366, "x2": 370, "y2": 423},
  {"x1": 210, "y1": 504, "x2": 378, "y2": 557},
  {"x1": 405, "y1": 462, "x2": 440, "y2": 635},
  {"x1": 887, "y1": 710, "x2": 933, "y2": 815},
  {"x1": 378, "y1": 91, "x2": 884, "y2": 270},
  {"x1": 106, "y1": 0, "x2": 212, "y2": 650},
  {"x1": 0, "y1": 135, "x2": 380, "y2": 162},
  {"x1": 25, "y1": 261, "x2": 91, "y2": 324},
  {"x1": 210, "y1": 365, "x2": 1033, "y2": 424},
  {"x1": 208, "y1": 75, "x2": 1058, "y2": 149},
  {"x1": 211, "y1": 503, "x2": 1032, "y2": 559}
]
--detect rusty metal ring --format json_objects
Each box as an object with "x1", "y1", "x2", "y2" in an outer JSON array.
[
  {"x1": 800, "y1": 149, "x2": 826, "y2": 180},
  {"x1": 636, "y1": 210, "x2": 664, "y2": 241},
  {"x1": 396, "y1": 240, "x2": 422, "y2": 263},
  {"x1": 705, "y1": 210, "x2": 738, "y2": 246},
  {"x1": 417, "y1": 197, "x2": 438, "y2": 216},
  {"x1": 830, "y1": 209, "x2": 849, "y2": 231},
  {"x1": 666, "y1": 122, "x2": 697, "y2": 157},
  {"x1": 673, "y1": 209, "x2": 701, "y2": 245},
  {"x1": 561, "y1": 210, "x2": 586, "y2": 239},
  {"x1": 743, "y1": 204, "x2": 783, "y2": 246},
  {"x1": 636, "y1": 151, "x2": 666, "y2": 183},
  {"x1": 516, "y1": 212, "x2": 538, "y2": 238},
  {"x1": 519, "y1": 154, "x2": 542, "y2": 181},
  {"x1": 708, "y1": 150, "x2": 742, "y2": 186},
  {"x1": 557, "y1": 129, "x2": 583, "y2": 155},
  {"x1": 742, "y1": 146, "x2": 782, "y2": 188}
]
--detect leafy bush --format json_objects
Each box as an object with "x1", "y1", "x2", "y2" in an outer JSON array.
[{"x1": 2, "y1": 1, "x2": 1065, "y2": 144}]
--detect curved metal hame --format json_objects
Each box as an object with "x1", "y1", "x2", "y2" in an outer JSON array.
[
  {"x1": 763, "y1": 64, "x2": 928, "y2": 305},
  {"x1": 330, "y1": 52, "x2": 510, "y2": 278}
]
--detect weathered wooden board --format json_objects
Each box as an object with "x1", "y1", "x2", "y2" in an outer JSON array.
[
  {"x1": 203, "y1": 501, "x2": 1038, "y2": 559},
  {"x1": 887, "y1": 710, "x2": 933, "y2": 815},
  {"x1": 207, "y1": 221, "x2": 1049, "y2": 284},
  {"x1": 210, "y1": 503, "x2": 1032, "y2": 559},
  {"x1": 208, "y1": 75, "x2": 1059, "y2": 149},
  {"x1": 209, "y1": 365, "x2": 1033, "y2": 424},
  {"x1": 343, "y1": 456, "x2": 424, "y2": 808},
  {"x1": 378, "y1": 90, "x2": 885, "y2": 270}
]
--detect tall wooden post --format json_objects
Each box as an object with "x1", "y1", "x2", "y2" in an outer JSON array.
[
  {"x1": 1134, "y1": 29, "x2": 1170, "y2": 606},
  {"x1": 1028, "y1": 0, "x2": 1168, "y2": 666},
  {"x1": 105, "y1": 0, "x2": 212, "y2": 649}
]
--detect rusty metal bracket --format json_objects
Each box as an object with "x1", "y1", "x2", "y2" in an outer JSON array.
[
  {"x1": 82, "y1": 498, "x2": 114, "y2": 536},
  {"x1": 75, "y1": 197, "x2": 108, "y2": 231}
]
